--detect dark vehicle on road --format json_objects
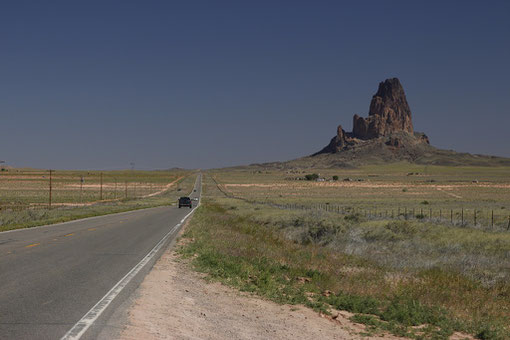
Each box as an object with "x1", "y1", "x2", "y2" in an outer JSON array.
[{"x1": 178, "y1": 196, "x2": 192, "y2": 208}]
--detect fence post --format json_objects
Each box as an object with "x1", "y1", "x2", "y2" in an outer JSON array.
[
  {"x1": 491, "y1": 210, "x2": 494, "y2": 228},
  {"x1": 461, "y1": 208, "x2": 464, "y2": 226},
  {"x1": 429, "y1": 208, "x2": 432, "y2": 219},
  {"x1": 507, "y1": 215, "x2": 510, "y2": 231},
  {"x1": 451, "y1": 209, "x2": 453, "y2": 224},
  {"x1": 125, "y1": 181, "x2": 128, "y2": 198},
  {"x1": 474, "y1": 210, "x2": 477, "y2": 225},
  {"x1": 100, "y1": 172, "x2": 103, "y2": 200},
  {"x1": 439, "y1": 209, "x2": 442, "y2": 220}
]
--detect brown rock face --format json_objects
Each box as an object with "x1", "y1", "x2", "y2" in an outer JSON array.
[
  {"x1": 353, "y1": 78, "x2": 413, "y2": 139},
  {"x1": 318, "y1": 125, "x2": 348, "y2": 154},
  {"x1": 314, "y1": 77, "x2": 428, "y2": 156}
]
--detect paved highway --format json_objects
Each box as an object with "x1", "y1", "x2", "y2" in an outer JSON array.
[{"x1": 0, "y1": 174, "x2": 201, "y2": 339}]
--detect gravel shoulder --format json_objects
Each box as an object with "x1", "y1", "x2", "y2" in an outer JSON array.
[{"x1": 112, "y1": 241, "x2": 401, "y2": 339}]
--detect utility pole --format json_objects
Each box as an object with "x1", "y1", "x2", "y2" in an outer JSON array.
[
  {"x1": 49, "y1": 169, "x2": 53, "y2": 209},
  {"x1": 80, "y1": 176, "x2": 84, "y2": 203}
]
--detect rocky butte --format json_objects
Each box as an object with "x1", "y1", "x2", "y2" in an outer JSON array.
[
  {"x1": 314, "y1": 77, "x2": 430, "y2": 155},
  {"x1": 251, "y1": 77, "x2": 510, "y2": 168}
]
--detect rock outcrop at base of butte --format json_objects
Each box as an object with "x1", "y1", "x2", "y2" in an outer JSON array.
[{"x1": 315, "y1": 77, "x2": 429, "y2": 155}]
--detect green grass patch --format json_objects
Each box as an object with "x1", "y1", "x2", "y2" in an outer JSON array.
[{"x1": 179, "y1": 201, "x2": 510, "y2": 339}]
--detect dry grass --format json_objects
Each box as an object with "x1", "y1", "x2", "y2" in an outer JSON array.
[
  {"x1": 177, "y1": 169, "x2": 510, "y2": 339},
  {"x1": 0, "y1": 169, "x2": 187, "y2": 206},
  {"x1": 181, "y1": 199, "x2": 510, "y2": 339},
  {"x1": 0, "y1": 171, "x2": 196, "y2": 232},
  {"x1": 208, "y1": 163, "x2": 510, "y2": 228}
]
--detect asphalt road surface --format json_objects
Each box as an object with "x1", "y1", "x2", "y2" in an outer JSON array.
[{"x1": 0, "y1": 174, "x2": 201, "y2": 340}]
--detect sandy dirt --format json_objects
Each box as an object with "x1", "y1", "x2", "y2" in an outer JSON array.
[{"x1": 115, "y1": 247, "x2": 404, "y2": 340}]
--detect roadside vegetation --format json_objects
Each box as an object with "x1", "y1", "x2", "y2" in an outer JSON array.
[
  {"x1": 178, "y1": 171, "x2": 510, "y2": 339},
  {"x1": 0, "y1": 171, "x2": 196, "y2": 232}
]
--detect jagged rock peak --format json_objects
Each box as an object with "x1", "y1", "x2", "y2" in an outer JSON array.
[
  {"x1": 313, "y1": 77, "x2": 429, "y2": 156},
  {"x1": 353, "y1": 78, "x2": 413, "y2": 139}
]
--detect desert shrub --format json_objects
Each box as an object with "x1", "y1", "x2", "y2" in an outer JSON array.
[
  {"x1": 476, "y1": 323, "x2": 508, "y2": 340},
  {"x1": 302, "y1": 221, "x2": 338, "y2": 245},
  {"x1": 384, "y1": 220, "x2": 418, "y2": 236},
  {"x1": 304, "y1": 173, "x2": 319, "y2": 181},
  {"x1": 364, "y1": 226, "x2": 404, "y2": 242},
  {"x1": 344, "y1": 213, "x2": 363, "y2": 223},
  {"x1": 324, "y1": 292, "x2": 380, "y2": 314},
  {"x1": 380, "y1": 296, "x2": 448, "y2": 327},
  {"x1": 332, "y1": 175, "x2": 339, "y2": 181},
  {"x1": 288, "y1": 212, "x2": 344, "y2": 245},
  {"x1": 421, "y1": 200, "x2": 430, "y2": 205}
]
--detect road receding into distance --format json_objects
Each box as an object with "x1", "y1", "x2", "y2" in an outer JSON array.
[{"x1": 0, "y1": 174, "x2": 202, "y2": 340}]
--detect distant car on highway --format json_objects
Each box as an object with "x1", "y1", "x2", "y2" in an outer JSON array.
[{"x1": 178, "y1": 197, "x2": 192, "y2": 208}]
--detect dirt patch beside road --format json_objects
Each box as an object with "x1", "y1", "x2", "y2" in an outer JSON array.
[{"x1": 116, "y1": 247, "x2": 399, "y2": 340}]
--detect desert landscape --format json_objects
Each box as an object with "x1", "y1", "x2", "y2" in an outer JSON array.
[{"x1": 2, "y1": 2, "x2": 509, "y2": 340}]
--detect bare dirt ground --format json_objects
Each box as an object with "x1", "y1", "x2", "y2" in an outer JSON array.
[{"x1": 115, "y1": 248, "x2": 398, "y2": 340}]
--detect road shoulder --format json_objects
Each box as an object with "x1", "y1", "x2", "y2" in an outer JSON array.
[{"x1": 109, "y1": 238, "x2": 400, "y2": 339}]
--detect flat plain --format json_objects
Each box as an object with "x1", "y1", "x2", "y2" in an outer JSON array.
[
  {"x1": 178, "y1": 164, "x2": 510, "y2": 339},
  {"x1": 0, "y1": 169, "x2": 195, "y2": 231}
]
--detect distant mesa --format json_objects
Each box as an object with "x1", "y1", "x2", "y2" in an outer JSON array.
[{"x1": 315, "y1": 77, "x2": 429, "y2": 155}]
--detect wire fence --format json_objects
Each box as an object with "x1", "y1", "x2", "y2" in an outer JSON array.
[{"x1": 210, "y1": 176, "x2": 510, "y2": 232}]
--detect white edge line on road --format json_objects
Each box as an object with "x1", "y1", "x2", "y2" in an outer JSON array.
[{"x1": 60, "y1": 175, "x2": 201, "y2": 340}]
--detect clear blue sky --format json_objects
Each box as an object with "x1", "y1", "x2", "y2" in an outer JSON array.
[{"x1": 2, "y1": 1, "x2": 509, "y2": 169}]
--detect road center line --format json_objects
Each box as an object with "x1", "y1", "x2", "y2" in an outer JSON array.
[
  {"x1": 61, "y1": 177, "x2": 201, "y2": 340},
  {"x1": 25, "y1": 243, "x2": 40, "y2": 248}
]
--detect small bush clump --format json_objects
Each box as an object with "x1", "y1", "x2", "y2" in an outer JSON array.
[{"x1": 305, "y1": 173, "x2": 319, "y2": 181}]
